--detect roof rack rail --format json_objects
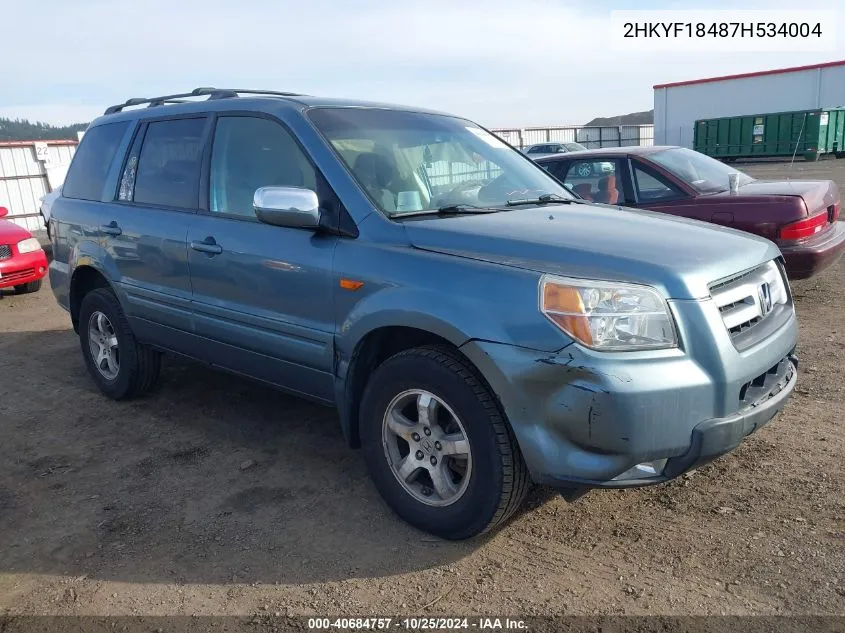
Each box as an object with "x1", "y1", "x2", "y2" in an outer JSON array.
[{"x1": 103, "y1": 87, "x2": 305, "y2": 115}]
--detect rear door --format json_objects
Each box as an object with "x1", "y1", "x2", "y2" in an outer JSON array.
[
  {"x1": 104, "y1": 115, "x2": 210, "y2": 350},
  {"x1": 187, "y1": 114, "x2": 338, "y2": 402},
  {"x1": 557, "y1": 158, "x2": 629, "y2": 204}
]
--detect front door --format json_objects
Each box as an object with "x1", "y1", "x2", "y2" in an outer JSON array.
[
  {"x1": 103, "y1": 116, "x2": 210, "y2": 349},
  {"x1": 187, "y1": 114, "x2": 338, "y2": 402},
  {"x1": 626, "y1": 159, "x2": 701, "y2": 220}
]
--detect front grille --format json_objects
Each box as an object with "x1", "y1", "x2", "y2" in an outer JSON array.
[
  {"x1": 710, "y1": 260, "x2": 790, "y2": 347},
  {"x1": 0, "y1": 268, "x2": 35, "y2": 283},
  {"x1": 739, "y1": 355, "x2": 795, "y2": 409},
  {"x1": 0, "y1": 244, "x2": 11, "y2": 260}
]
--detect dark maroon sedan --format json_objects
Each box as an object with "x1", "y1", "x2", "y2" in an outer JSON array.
[{"x1": 535, "y1": 146, "x2": 844, "y2": 279}]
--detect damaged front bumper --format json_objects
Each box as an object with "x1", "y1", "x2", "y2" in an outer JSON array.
[{"x1": 459, "y1": 298, "x2": 798, "y2": 490}]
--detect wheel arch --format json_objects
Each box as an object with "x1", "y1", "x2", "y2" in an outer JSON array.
[
  {"x1": 69, "y1": 264, "x2": 115, "y2": 333},
  {"x1": 338, "y1": 322, "x2": 496, "y2": 449}
]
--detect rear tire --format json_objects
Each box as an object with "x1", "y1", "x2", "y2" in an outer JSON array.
[
  {"x1": 14, "y1": 280, "x2": 42, "y2": 294},
  {"x1": 360, "y1": 345, "x2": 530, "y2": 540},
  {"x1": 78, "y1": 288, "x2": 161, "y2": 400}
]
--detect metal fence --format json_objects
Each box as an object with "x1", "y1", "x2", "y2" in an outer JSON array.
[
  {"x1": 491, "y1": 125, "x2": 654, "y2": 150},
  {"x1": 0, "y1": 140, "x2": 77, "y2": 232},
  {"x1": 424, "y1": 159, "x2": 503, "y2": 190}
]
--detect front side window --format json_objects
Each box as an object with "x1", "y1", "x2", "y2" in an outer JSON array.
[
  {"x1": 63, "y1": 122, "x2": 129, "y2": 201},
  {"x1": 649, "y1": 147, "x2": 753, "y2": 193},
  {"x1": 132, "y1": 118, "x2": 206, "y2": 209},
  {"x1": 209, "y1": 116, "x2": 318, "y2": 217},
  {"x1": 562, "y1": 159, "x2": 627, "y2": 204},
  {"x1": 632, "y1": 163, "x2": 685, "y2": 202},
  {"x1": 309, "y1": 108, "x2": 572, "y2": 216}
]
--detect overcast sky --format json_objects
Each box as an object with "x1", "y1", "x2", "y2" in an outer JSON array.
[{"x1": 1, "y1": 0, "x2": 842, "y2": 128}]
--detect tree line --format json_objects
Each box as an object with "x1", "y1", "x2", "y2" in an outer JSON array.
[{"x1": 0, "y1": 117, "x2": 88, "y2": 142}]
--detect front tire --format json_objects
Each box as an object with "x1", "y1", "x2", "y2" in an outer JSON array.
[
  {"x1": 360, "y1": 345, "x2": 530, "y2": 540},
  {"x1": 78, "y1": 288, "x2": 161, "y2": 400},
  {"x1": 14, "y1": 279, "x2": 42, "y2": 294}
]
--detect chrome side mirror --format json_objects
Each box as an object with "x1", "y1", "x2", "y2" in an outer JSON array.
[{"x1": 253, "y1": 186, "x2": 321, "y2": 229}]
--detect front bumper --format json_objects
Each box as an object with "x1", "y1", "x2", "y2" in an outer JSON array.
[
  {"x1": 659, "y1": 355, "x2": 795, "y2": 482},
  {"x1": 459, "y1": 296, "x2": 798, "y2": 489},
  {"x1": 780, "y1": 221, "x2": 845, "y2": 279},
  {"x1": 0, "y1": 249, "x2": 48, "y2": 289}
]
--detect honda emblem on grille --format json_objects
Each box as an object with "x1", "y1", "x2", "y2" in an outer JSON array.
[{"x1": 758, "y1": 282, "x2": 773, "y2": 316}]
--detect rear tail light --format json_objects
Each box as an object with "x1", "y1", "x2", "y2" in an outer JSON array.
[
  {"x1": 832, "y1": 202, "x2": 841, "y2": 222},
  {"x1": 778, "y1": 212, "x2": 829, "y2": 240}
]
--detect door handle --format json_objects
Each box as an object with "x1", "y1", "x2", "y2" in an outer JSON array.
[
  {"x1": 190, "y1": 237, "x2": 223, "y2": 256},
  {"x1": 101, "y1": 221, "x2": 122, "y2": 236}
]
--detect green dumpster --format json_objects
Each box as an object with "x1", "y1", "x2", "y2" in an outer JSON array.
[{"x1": 694, "y1": 108, "x2": 845, "y2": 161}]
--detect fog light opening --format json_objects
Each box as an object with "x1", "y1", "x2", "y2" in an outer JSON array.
[{"x1": 612, "y1": 459, "x2": 668, "y2": 482}]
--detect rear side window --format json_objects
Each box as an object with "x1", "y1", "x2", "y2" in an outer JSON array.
[
  {"x1": 132, "y1": 118, "x2": 206, "y2": 209},
  {"x1": 562, "y1": 159, "x2": 627, "y2": 204},
  {"x1": 62, "y1": 122, "x2": 129, "y2": 201}
]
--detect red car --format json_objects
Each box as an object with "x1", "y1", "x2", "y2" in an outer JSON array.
[
  {"x1": 0, "y1": 206, "x2": 48, "y2": 294},
  {"x1": 536, "y1": 146, "x2": 845, "y2": 279}
]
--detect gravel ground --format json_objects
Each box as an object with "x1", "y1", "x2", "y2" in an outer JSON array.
[{"x1": 0, "y1": 159, "x2": 842, "y2": 621}]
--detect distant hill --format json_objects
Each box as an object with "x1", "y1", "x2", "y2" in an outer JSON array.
[
  {"x1": 0, "y1": 117, "x2": 88, "y2": 142},
  {"x1": 584, "y1": 110, "x2": 654, "y2": 127}
]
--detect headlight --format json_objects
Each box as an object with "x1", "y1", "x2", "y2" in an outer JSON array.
[
  {"x1": 540, "y1": 275, "x2": 677, "y2": 351},
  {"x1": 16, "y1": 237, "x2": 42, "y2": 254}
]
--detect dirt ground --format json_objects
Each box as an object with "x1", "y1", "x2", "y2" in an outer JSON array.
[{"x1": 0, "y1": 159, "x2": 843, "y2": 620}]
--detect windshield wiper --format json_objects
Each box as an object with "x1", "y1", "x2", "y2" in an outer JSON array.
[
  {"x1": 506, "y1": 193, "x2": 579, "y2": 206},
  {"x1": 392, "y1": 204, "x2": 505, "y2": 219}
]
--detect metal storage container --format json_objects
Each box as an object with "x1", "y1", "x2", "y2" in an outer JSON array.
[{"x1": 693, "y1": 108, "x2": 845, "y2": 161}]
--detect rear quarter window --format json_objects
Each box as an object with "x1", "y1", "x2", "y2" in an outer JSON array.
[{"x1": 62, "y1": 122, "x2": 129, "y2": 201}]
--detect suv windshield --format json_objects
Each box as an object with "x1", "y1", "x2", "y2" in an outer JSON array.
[
  {"x1": 309, "y1": 108, "x2": 573, "y2": 216},
  {"x1": 649, "y1": 147, "x2": 754, "y2": 193}
]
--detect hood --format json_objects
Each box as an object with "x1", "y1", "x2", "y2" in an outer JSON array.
[
  {"x1": 403, "y1": 204, "x2": 781, "y2": 300},
  {"x1": 0, "y1": 219, "x2": 35, "y2": 244},
  {"x1": 711, "y1": 179, "x2": 839, "y2": 213}
]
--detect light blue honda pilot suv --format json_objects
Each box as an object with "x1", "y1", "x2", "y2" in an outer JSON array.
[{"x1": 49, "y1": 88, "x2": 798, "y2": 539}]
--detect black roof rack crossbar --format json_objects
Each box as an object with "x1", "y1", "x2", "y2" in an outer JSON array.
[
  {"x1": 148, "y1": 99, "x2": 190, "y2": 107},
  {"x1": 104, "y1": 87, "x2": 306, "y2": 114},
  {"x1": 209, "y1": 88, "x2": 305, "y2": 98}
]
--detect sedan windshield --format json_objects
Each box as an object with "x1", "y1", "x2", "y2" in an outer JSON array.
[
  {"x1": 308, "y1": 108, "x2": 573, "y2": 216},
  {"x1": 564, "y1": 142, "x2": 587, "y2": 152},
  {"x1": 649, "y1": 147, "x2": 754, "y2": 193}
]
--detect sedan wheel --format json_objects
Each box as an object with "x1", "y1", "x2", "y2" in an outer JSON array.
[{"x1": 576, "y1": 163, "x2": 593, "y2": 177}]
